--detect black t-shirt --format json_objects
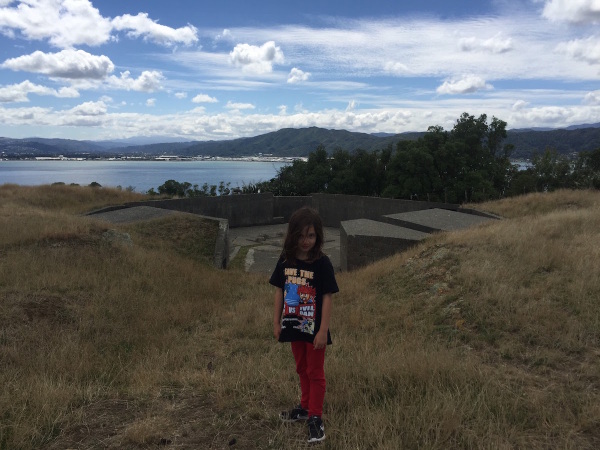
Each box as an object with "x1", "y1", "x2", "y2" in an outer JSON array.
[{"x1": 269, "y1": 255, "x2": 339, "y2": 345}]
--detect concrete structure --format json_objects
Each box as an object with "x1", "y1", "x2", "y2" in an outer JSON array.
[
  {"x1": 340, "y1": 219, "x2": 430, "y2": 271},
  {"x1": 88, "y1": 192, "x2": 498, "y2": 271},
  {"x1": 88, "y1": 206, "x2": 230, "y2": 269}
]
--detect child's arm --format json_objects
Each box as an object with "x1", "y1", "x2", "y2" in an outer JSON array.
[
  {"x1": 273, "y1": 287, "x2": 284, "y2": 339},
  {"x1": 313, "y1": 293, "x2": 332, "y2": 349}
]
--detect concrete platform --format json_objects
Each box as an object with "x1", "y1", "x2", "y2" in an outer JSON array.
[{"x1": 385, "y1": 208, "x2": 493, "y2": 232}]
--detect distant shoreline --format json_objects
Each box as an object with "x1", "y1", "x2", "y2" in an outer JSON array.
[{"x1": 1, "y1": 155, "x2": 306, "y2": 163}]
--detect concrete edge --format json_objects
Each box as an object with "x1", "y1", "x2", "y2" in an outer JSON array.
[{"x1": 214, "y1": 219, "x2": 229, "y2": 269}]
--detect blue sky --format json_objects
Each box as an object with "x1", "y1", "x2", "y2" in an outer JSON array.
[{"x1": 1, "y1": 0, "x2": 600, "y2": 141}]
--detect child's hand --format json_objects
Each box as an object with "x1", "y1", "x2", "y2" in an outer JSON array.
[
  {"x1": 273, "y1": 323, "x2": 281, "y2": 340},
  {"x1": 313, "y1": 330, "x2": 327, "y2": 349}
]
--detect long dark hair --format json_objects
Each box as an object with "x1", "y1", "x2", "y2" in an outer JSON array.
[{"x1": 282, "y1": 206, "x2": 324, "y2": 263}]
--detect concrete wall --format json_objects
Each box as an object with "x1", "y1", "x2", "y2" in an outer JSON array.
[
  {"x1": 125, "y1": 193, "x2": 276, "y2": 228},
  {"x1": 273, "y1": 196, "x2": 313, "y2": 221},
  {"x1": 90, "y1": 193, "x2": 478, "y2": 271},
  {"x1": 311, "y1": 193, "x2": 459, "y2": 227},
  {"x1": 340, "y1": 218, "x2": 430, "y2": 271},
  {"x1": 100, "y1": 192, "x2": 463, "y2": 229}
]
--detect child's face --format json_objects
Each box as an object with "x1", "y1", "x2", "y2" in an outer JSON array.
[{"x1": 297, "y1": 225, "x2": 317, "y2": 259}]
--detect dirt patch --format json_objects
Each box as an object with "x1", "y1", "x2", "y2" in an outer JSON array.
[{"x1": 46, "y1": 393, "x2": 276, "y2": 449}]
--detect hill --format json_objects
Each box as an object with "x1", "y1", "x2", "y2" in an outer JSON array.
[
  {"x1": 1, "y1": 185, "x2": 599, "y2": 448},
  {"x1": 504, "y1": 126, "x2": 600, "y2": 158},
  {"x1": 3, "y1": 124, "x2": 600, "y2": 159}
]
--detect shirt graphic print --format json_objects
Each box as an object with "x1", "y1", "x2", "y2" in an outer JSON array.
[{"x1": 282, "y1": 267, "x2": 317, "y2": 335}]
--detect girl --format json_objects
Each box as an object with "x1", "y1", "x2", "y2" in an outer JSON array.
[{"x1": 269, "y1": 206, "x2": 339, "y2": 444}]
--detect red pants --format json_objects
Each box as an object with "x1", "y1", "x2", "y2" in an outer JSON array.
[{"x1": 291, "y1": 341, "x2": 326, "y2": 418}]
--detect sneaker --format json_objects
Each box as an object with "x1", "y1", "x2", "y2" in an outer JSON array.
[
  {"x1": 279, "y1": 404, "x2": 308, "y2": 422},
  {"x1": 307, "y1": 416, "x2": 325, "y2": 443}
]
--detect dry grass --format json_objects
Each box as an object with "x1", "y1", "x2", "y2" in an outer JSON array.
[
  {"x1": 1, "y1": 185, "x2": 600, "y2": 449},
  {"x1": 466, "y1": 188, "x2": 600, "y2": 219}
]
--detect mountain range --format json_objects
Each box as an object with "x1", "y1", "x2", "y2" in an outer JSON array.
[{"x1": 3, "y1": 124, "x2": 600, "y2": 159}]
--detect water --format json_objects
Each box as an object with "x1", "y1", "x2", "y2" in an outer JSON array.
[{"x1": 0, "y1": 160, "x2": 288, "y2": 193}]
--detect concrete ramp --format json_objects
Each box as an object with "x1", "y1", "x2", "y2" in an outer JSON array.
[{"x1": 341, "y1": 208, "x2": 496, "y2": 271}]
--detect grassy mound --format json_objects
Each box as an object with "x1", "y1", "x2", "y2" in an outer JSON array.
[{"x1": 1, "y1": 185, "x2": 599, "y2": 449}]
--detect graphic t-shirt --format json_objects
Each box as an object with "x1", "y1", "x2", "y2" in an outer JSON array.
[{"x1": 269, "y1": 255, "x2": 339, "y2": 345}]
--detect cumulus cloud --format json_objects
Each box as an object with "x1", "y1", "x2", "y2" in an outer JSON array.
[
  {"x1": 583, "y1": 90, "x2": 600, "y2": 105},
  {"x1": 512, "y1": 100, "x2": 529, "y2": 111},
  {"x1": 436, "y1": 75, "x2": 493, "y2": 95},
  {"x1": 556, "y1": 37, "x2": 600, "y2": 64},
  {"x1": 0, "y1": 1, "x2": 197, "y2": 48},
  {"x1": 0, "y1": 0, "x2": 113, "y2": 47},
  {"x1": 175, "y1": 92, "x2": 187, "y2": 99},
  {"x1": 2, "y1": 49, "x2": 114, "y2": 79},
  {"x1": 287, "y1": 67, "x2": 310, "y2": 84},
  {"x1": 111, "y1": 13, "x2": 198, "y2": 46},
  {"x1": 107, "y1": 70, "x2": 164, "y2": 92},
  {"x1": 384, "y1": 61, "x2": 410, "y2": 75},
  {"x1": 215, "y1": 28, "x2": 232, "y2": 42},
  {"x1": 225, "y1": 101, "x2": 255, "y2": 110},
  {"x1": 68, "y1": 100, "x2": 107, "y2": 116},
  {"x1": 542, "y1": 0, "x2": 600, "y2": 24},
  {"x1": 459, "y1": 34, "x2": 513, "y2": 54},
  {"x1": 0, "y1": 80, "x2": 79, "y2": 102},
  {"x1": 146, "y1": 98, "x2": 156, "y2": 107},
  {"x1": 510, "y1": 106, "x2": 574, "y2": 127},
  {"x1": 229, "y1": 41, "x2": 284, "y2": 74},
  {"x1": 278, "y1": 105, "x2": 287, "y2": 115},
  {"x1": 192, "y1": 93, "x2": 218, "y2": 103}
]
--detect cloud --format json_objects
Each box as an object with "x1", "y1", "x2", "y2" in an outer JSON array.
[
  {"x1": 510, "y1": 106, "x2": 575, "y2": 127},
  {"x1": 436, "y1": 75, "x2": 493, "y2": 95},
  {"x1": 146, "y1": 98, "x2": 156, "y2": 107},
  {"x1": 214, "y1": 28, "x2": 232, "y2": 42},
  {"x1": 192, "y1": 93, "x2": 218, "y2": 103},
  {"x1": 0, "y1": 0, "x2": 113, "y2": 47},
  {"x1": 0, "y1": 1, "x2": 197, "y2": 48},
  {"x1": 175, "y1": 92, "x2": 187, "y2": 99},
  {"x1": 68, "y1": 100, "x2": 107, "y2": 116},
  {"x1": 384, "y1": 61, "x2": 410, "y2": 75},
  {"x1": 583, "y1": 91, "x2": 600, "y2": 105},
  {"x1": 229, "y1": 41, "x2": 284, "y2": 74},
  {"x1": 2, "y1": 49, "x2": 114, "y2": 79},
  {"x1": 278, "y1": 105, "x2": 287, "y2": 115},
  {"x1": 556, "y1": 37, "x2": 600, "y2": 65},
  {"x1": 542, "y1": 0, "x2": 600, "y2": 24},
  {"x1": 0, "y1": 80, "x2": 79, "y2": 102},
  {"x1": 225, "y1": 101, "x2": 255, "y2": 110},
  {"x1": 287, "y1": 67, "x2": 310, "y2": 84},
  {"x1": 346, "y1": 100, "x2": 357, "y2": 112},
  {"x1": 111, "y1": 13, "x2": 198, "y2": 46},
  {"x1": 512, "y1": 100, "x2": 529, "y2": 111},
  {"x1": 459, "y1": 34, "x2": 513, "y2": 54},
  {"x1": 107, "y1": 70, "x2": 164, "y2": 92}
]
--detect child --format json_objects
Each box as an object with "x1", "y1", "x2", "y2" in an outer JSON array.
[{"x1": 269, "y1": 206, "x2": 339, "y2": 444}]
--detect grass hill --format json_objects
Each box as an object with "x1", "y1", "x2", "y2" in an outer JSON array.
[{"x1": 1, "y1": 185, "x2": 599, "y2": 448}]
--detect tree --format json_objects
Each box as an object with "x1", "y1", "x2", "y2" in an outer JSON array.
[
  {"x1": 573, "y1": 148, "x2": 600, "y2": 189},
  {"x1": 532, "y1": 149, "x2": 573, "y2": 191}
]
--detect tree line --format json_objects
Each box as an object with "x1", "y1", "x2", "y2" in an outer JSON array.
[
  {"x1": 246, "y1": 112, "x2": 600, "y2": 203},
  {"x1": 155, "y1": 112, "x2": 600, "y2": 203}
]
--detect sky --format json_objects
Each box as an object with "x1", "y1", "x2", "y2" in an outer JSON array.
[{"x1": 1, "y1": 0, "x2": 600, "y2": 141}]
